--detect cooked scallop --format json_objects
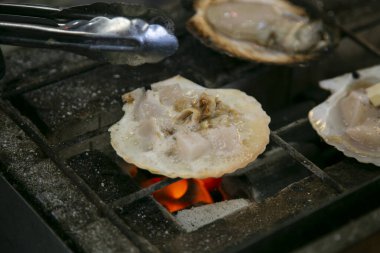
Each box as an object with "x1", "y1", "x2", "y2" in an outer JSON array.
[
  {"x1": 309, "y1": 65, "x2": 380, "y2": 166},
  {"x1": 187, "y1": 0, "x2": 337, "y2": 64},
  {"x1": 109, "y1": 75, "x2": 271, "y2": 178}
]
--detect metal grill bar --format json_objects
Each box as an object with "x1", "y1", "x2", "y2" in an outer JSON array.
[
  {"x1": 0, "y1": 98, "x2": 160, "y2": 253},
  {"x1": 351, "y1": 16, "x2": 380, "y2": 33},
  {"x1": 270, "y1": 132, "x2": 345, "y2": 193},
  {"x1": 112, "y1": 177, "x2": 180, "y2": 209},
  {"x1": 338, "y1": 24, "x2": 380, "y2": 58},
  {"x1": 273, "y1": 118, "x2": 309, "y2": 135},
  {"x1": 56, "y1": 121, "x2": 115, "y2": 150},
  {"x1": 1, "y1": 62, "x2": 105, "y2": 98}
]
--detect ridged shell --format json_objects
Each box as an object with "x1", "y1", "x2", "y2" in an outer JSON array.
[
  {"x1": 109, "y1": 75, "x2": 271, "y2": 178},
  {"x1": 309, "y1": 65, "x2": 380, "y2": 166}
]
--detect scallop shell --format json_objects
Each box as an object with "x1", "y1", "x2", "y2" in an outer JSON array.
[
  {"x1": 109, "y1": 75, "x2": 271, "y2": 178},
  {"x1": 187, "y1": 0, "x2": 338, "y2": 64},
  {"x1": 309, "y1": 65, "x2": 380, "y2": 166}
]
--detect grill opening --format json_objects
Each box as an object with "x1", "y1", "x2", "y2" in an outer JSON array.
[
  {"x1": 129, "y1": 169, "x2": 230, "y2": 214},
  {"x1": 1, "y1": 1, "x2": 380, "y2": 253}
]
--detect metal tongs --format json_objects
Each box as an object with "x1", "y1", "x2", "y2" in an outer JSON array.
[{"x1": 0, "y1": 2, "x2": 179, "y2": 66}]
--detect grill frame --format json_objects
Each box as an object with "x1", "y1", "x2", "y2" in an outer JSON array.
[{"x1": 1, "y1": 2, "x2": 380, "y2": 253}]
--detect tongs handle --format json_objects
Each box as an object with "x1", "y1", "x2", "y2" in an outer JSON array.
[
  {"x1": 0, "y1": 2, "x2": 141, "y2": 49},
  {"x1": 0, "y1": 2, "x2": 178, "y2": 65},
  {"x1": 0, "y1": 2, "x2": 173, "y2": 24},
  {"x1": 0, "y1": 22, "x2": 141, "y2": 51},
  {"x1": 0, "y1": 3, "x2": 61, "y2": 28},
  {"x1": 0, "y1": 3, "x2": 60, "y2": 18},
  {"x1": 0, "y1": 18, "x2": 141, "y2": 55}
]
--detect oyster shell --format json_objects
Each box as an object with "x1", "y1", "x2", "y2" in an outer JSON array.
[
  {"x1": 187, "y1": 0, "x2": 338, "y2": 64},
  {"x1": 109, "y1": 75, "x2": 270, "y2": 178},
  {"x1": 309, "y1": 65, "x2": 380, "y2": 166}
]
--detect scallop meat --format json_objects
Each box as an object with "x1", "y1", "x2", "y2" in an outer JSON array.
[
  {"x1": 309, "y1": 65, "x2": 380, "y2": 166},
  {"x1": 187, "y1": 0, "x2": 338, "y2": 64}
]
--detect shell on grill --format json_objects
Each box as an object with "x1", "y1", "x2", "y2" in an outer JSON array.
[
  {"x1": 309, "y1": 65, "x2": 380, "y2": 166},
  {"x1": 187, "y1": 0, "x2": 338, "y2": 64},
  {"x1": 109, "y1": 75, "x2": 271, "y2": 178}
]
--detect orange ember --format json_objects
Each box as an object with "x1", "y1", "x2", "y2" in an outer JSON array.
[
  {"x1": 154, "y1": 179, "x2": 215, "y2": 212},
  {"x1": 156, "y1": 179, "x2": 189, "y2": 200},
  {"x1": 127, "y1": 165, "x2": 138, "y2": 178},
  {"x1": 137, "y1": 173, "x2": 226, "y2": 212}
]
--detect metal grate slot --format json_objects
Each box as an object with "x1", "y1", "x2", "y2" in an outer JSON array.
[
  {"x1": 112, "y1": 178, "x2": 181, "y2": 210},
  {"x1": 270, "y1": 132, "x2": 345, "y2": 193}
]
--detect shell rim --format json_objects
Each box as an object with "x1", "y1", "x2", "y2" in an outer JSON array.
[
  {"x1": 110, "y1": 134, "x2": 270, "y2": 178},
  {"x1": 309, "y1": 111, "x2": 380, "y2": 167}
]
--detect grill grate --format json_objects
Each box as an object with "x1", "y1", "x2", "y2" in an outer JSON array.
[
  {"x1": 1, "y1": 2, "x2": 380, "y2": 253},
  {"x1": 111, "y1": 178, "x2": 181, "y2": 210},
  {"x1": 270, "y1": 131, "x2": 346, "y2": 193},
  {"x1": 0, "y1": 99, "x2": 160, "y2": 253}
]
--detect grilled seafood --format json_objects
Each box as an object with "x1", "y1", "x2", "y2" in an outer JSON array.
[
  {"x1": 109, "y1": 76, "x2": 271, "y2": 178},
  {"x1": 309, "y1": 65, "x2": 380, "y2": 166},
  {"x1": 187, "y1": 0, "x2": 338, "y2": 64}
]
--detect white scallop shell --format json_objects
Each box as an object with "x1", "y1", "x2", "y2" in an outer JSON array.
[
  {"x1": 110, "y1": 75, "x2": 271, "y2": 178},
  {"x1": 309, "y1": 65, "x2": 380, "y2": 166}
]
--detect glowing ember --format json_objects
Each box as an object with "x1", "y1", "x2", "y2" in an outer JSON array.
[
  {"x1": 128, "y1": 166, "x2": 138, "y2": 178},
  {"x1": 131, "y1": 169, "x2": 226, "y2": 212},
  {"x1": 155, "y1": 179, "x2": 189, "y2": 200},
  {"x1": 154, "y1": 179, "x2": 215, "y2": 213},
  {"x1": 202, "y1": 178, "x2": 222, "y2": 191}
]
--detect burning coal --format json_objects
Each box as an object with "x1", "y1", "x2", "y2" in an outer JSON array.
[{"x1": 130, "y1": 166, "x2": 228, "y2": 212}]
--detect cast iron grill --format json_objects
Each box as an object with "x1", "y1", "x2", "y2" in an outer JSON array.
[{"x1": 1, "y1": 1, "x2": 380, "y2": 253}]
